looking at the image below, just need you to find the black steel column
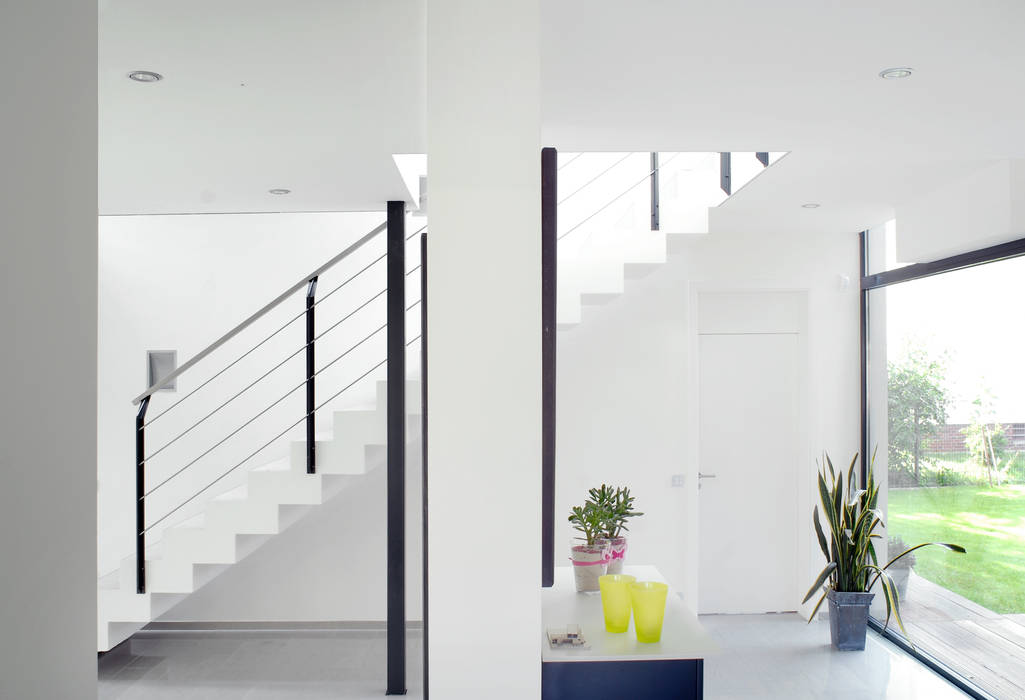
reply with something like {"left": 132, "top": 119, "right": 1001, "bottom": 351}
{"left": 719, "top": 152, "right": 732, "bottom": 195}
{"left": 306, "top": 276, "right": 318, "bottom": 474}
{"left": 420, "top": 231, "right": 429, "bottom": 699}
{"left": 136, "top": 396, "right": 150, "bottom": 594}
{"left": 859, "top": 231, "right": 870, "bottom": 483}
{"left": 650, "top": 152, "right": 660, "bottom": 231}
{"left": 386, "top": 200, "right": 406, "bottom": 695}
{"left": 541, "top": 147, "right": 557, "bottom": 588}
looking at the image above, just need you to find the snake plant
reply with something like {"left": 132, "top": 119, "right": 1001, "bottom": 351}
{"left": 802, "top": 451, "right": 966, "bottom": 637}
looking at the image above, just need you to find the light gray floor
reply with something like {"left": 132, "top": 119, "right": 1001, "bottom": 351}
{"left": 99, "top": 615, "right": 971, "bottom": 699}
{"left": 98, "top": 628, "right": 423, "bottom": 700}
{"left": 701, "top": 613, "right": 972, "bottom": 700}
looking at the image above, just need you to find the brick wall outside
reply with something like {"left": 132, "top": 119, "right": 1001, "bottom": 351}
{"left": 927, "top": 423, "right": 1025, "bottom": 453}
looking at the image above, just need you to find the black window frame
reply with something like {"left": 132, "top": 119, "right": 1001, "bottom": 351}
{"left": 859, "top": 229, "right": 1025, "bottom": 700}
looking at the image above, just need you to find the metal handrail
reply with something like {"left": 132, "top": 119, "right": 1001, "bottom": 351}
{"left": 132, "top": 220, "right": 388, "bottom": 405}
{"left": 143, "top": 333, "right": 423, "bottom": 534}
{"left": 143, "top": 224, "right": 426, "bottom": 426}
{"left": 142, "top": 266, "right": 421, "bottom": 464}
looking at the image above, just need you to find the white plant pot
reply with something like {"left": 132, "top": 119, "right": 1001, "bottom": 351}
{"left": 596, "top": 537, "right": 628, "bottom": 575}
{"left": 570, "top": 545, "right": 609, "bottom": 592}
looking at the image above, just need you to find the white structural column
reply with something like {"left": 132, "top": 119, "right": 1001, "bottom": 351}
{"left": 425, "top": 1, "right": 542, "bottom": 697}
{"left": 0, "top": 1, "right": 98, "bottom": 698}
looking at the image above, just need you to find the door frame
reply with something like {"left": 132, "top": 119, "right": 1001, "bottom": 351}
{"left": 685, "top": 285, "right": 812, "bottom": 615}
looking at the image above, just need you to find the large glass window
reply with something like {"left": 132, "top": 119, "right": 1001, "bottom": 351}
{"left": 868, "top": 248, "right": 1025, "bottom": 699}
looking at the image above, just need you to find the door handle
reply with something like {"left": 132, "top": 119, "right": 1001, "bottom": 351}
{"left": 698, "top": 472, "right": 717, "bottom": 479}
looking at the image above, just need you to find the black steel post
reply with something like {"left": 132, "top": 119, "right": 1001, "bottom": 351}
{"left": 306, "top": 277, "right": 318, "bottom": 474}
{"left": 859, "top": 231, "right": 869, "bottom": 484}
{"left": 756, "top": 152, "right": 769, "bottom": 167}
{"left": 650, "top": 152, "right": 660, "bottom": 231}
{"left": 386, "top": 200, "right": 406, "bottom": 695}
{"left": 136, "top": 396, "right": 150, "bottom": 594}
{"left": 719, "top": 152, "right": 732, "bottom": 195}
{"left": 541, "top": 146, "right": 557, "bottom": 588}
{"left": 420, "top": 231, "right": 429, "bottom": 699}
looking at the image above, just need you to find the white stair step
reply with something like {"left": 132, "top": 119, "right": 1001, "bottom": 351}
{"left": 205, "top": 496, "right": 280, "bottom": 535}
{"left": 624, "top": 261, "right": 662, "bottom": 279}
{"left": 290, "top": 439, "right": 376, "bottom": 475}
{"left": 580, "top": 292, "right": 621, "bottom": 306}
{"left": 163, "top": 524, "right": 238, "bottom": 564}
{"left": 248, "top": 468, "right": 324, "bottom": 504}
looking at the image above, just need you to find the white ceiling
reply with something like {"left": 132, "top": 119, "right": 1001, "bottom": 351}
{"left": 540, "top": 0, "right": 1025, "bottom": 236}
{"left": 101, "top": 0, "right": 1025, "bottom": 233}
{"left": 99, "top": 0, "right": 424, "bottom": 215}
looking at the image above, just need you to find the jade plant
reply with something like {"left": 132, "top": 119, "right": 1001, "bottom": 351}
{"left": 587, "top": 484, "right": 644, "bottom": 539}
{"left": 568, "top": 502, "right": 605, "bottom": 546}
{"left": 568, "top": 485, "right": 644, "bottom": 545}
{"left": 803, "top": 451, "right": 965, "bottom": 636}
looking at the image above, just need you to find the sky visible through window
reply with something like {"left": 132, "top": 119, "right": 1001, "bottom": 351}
{"left": 884, "top": 222, "right": 1025, "bottom": 423}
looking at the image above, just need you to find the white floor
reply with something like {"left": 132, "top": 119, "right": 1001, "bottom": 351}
{"left": 701, "top": 614, "right": 972, "bottom": 700}
{"left": 98, "top": 628, "right": 423, "bottom": 700}
{"left": 98, "top": 615, "right": 971, "bottom": 699}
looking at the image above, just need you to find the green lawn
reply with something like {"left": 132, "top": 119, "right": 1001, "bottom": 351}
{"left": 889, "top": 485, "right": 1025, "bottom": 614}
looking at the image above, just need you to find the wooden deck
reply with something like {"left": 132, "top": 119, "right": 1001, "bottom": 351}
{"left": 891, "top": 571, "right": 1025, "bottom": 699}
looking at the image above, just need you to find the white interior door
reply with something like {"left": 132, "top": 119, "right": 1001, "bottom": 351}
{"left": 697, "top": 331, "right": 799, "bottom": 614}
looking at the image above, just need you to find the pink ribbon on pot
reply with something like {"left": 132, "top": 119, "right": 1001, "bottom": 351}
{"left": 610, "top": 548, "right": 626, "bottom": 560}
{"left": 569, "top": 554, "right": 611, "bottom": 567}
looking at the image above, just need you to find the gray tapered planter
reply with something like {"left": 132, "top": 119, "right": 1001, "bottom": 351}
{"left": 827, "top": 589, "right": 875, "bottom": 651}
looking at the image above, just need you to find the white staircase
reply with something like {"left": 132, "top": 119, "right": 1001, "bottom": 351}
{"left": 98, "top": 379, "right": 420, "bottom": 651}
{"left": 97, "top": 151, "right": 782, "bottom": 652}
{"left": 556, "top": 151, "right": 783, "bottom": 329}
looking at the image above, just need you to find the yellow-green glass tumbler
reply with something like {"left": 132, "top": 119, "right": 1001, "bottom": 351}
{"left": 629, "top": 581, "right": 669, "bottom": 643}
{"left": 599, "top": 574, "right": 636, "bottom": 633}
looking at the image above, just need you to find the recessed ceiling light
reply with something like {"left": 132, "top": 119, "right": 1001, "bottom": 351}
{"left": 268, "top": 188, "right": 292, "bottom": 195}
{"left": 802, "top": 203, "right": 820, "bottom": 209}
{"left": 127, "top": 70, "right": 163, "bottom": 83}
{"left": 879, "top": 67, "right": 913, "bottom": 80}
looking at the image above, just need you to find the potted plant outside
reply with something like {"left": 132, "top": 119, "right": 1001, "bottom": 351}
{"left": 886, "top": 536, "right": 916, "bottom": 600}
{"left": 589, "top": 485, "right": 643, "bottom": 575}
{"left": 803, "top": 452, "right": 965, "bottom": 651}
{"left": 568, "top": 502, "right": 610, "bottom": 592}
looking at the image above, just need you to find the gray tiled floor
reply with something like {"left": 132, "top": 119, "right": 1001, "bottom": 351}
{"left": 99, "top": 616, "right": 971, "bottom": 699}
{"left": 701, "top": 613, "right": 972, "bottom": 699}
{"left": 98, "top": 629, "right": 422, "bottom": 699}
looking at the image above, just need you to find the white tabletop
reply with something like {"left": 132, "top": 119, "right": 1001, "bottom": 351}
{"left": 542, "top": 565, "right": 718, "bottom": 663}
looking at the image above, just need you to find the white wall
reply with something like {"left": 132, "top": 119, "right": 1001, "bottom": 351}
{"left": 0, "top": 2, "right": 98, "bottom": 697}
{"left": 98, "top": 211, "right": 423, "bottom": 577}
{"left": 556, "top": 223, "right": 861, "bottom": 616}
{"left": 426, "top": 1, "right": 542, "bottom": 698}
{"left": 896, "top": 159, "right": 1025, "bottom": 262}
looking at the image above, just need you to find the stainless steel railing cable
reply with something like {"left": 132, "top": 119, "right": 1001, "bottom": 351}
{"left": 557, "top": 152, "right": 681, "bottom": 242}
{"left": 143, "top": 224, "right": 426, "bottom": 428}
{"left": 142, "top": 274, "right": 418, "bottom": 465}
{"left": 557, "top": 152, "right": 583, "bottom": 171}
{"left": 142, "top": 334, "right": 422, "bottom": 534}
{"left": 557, "top": 153, "right": 634, "bottom": 206}
{"left": 141, "top": 263, "right": 422, "bottom": 462}
{"left": 142, "top": 298, "right": 421, "bottom": 496}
